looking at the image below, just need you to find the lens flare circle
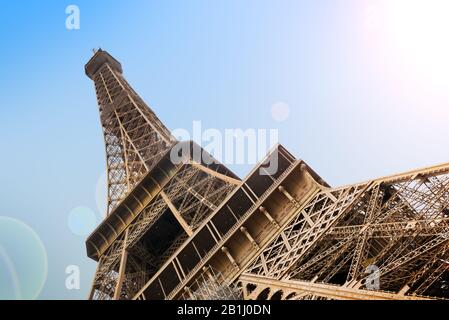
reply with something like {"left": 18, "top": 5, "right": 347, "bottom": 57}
{"left": 0, "top": 216, "right": 48, "bottom": 300}
{"left": 68, "top": 206, "right": 97, "bottom": 236}
{"left": 95, "top": 170, "right": 108, "bottom": 217}
{"left": 271, "top": 102, "right": 291, "bottom": 122}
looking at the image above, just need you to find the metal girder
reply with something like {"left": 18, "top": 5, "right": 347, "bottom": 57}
{"left": 239, "top": 273, "right": 430, "bottom": 300}
{"left": 85, "top": 50, "right": 449, "bottom": 301}
{"left": 86, "top": 50, "right": 240, "bottom": 300}
{"left": 244, "top": 163, "right": 449, "bottom": 300}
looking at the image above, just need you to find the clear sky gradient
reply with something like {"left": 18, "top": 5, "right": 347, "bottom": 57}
{"left": 0, "top": 0, "right": 448, "bottom": 299}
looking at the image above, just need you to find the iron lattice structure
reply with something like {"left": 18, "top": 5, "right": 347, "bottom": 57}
{"left": 85, "top": 50, "right": 449, "bottom": 300}
{"left": 241, "top": 164, "right": 449, "bottom": 300}
{"left": 86, "top": 50, "right": 175, "bottom": 214}
{"left": 180, "top": 267, "right": 242, "bottom": 300}
{"left": 85, "top": 50, "right": 240, "bottom": 300}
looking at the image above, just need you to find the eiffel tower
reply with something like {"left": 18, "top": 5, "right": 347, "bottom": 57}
{"left": 85, "top": 50, "right": 449, "bottom": 300}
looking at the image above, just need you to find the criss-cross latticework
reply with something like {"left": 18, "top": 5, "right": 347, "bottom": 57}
{"left": 85, "top": 50, "right": 449, "bottom": 301}
{"left": 86, "top": 49, "right": 175, "bottom": 214}
{"left": 88, "top": 159, "right": 240, "bottom": 300}
{"left": 241, "top": 164, "right": 449, "bottom": 300}
{"left": 85, "top": 50, "right": 240, "bottom": 300}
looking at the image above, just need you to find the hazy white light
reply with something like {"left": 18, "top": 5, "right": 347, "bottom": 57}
{"left": 95, "top": 170, "right": 107, "bottom": 217}
{"left": 271, "top": 102, "right": 290, "bottom": 122}
{"left": 0, "top": 217, "right": 48, "bottom": 299}
{"left": 68, "top": 206, "right": 97, "bottom": 236}
{"left": 386, "top": 0, "right": 449, "bottom": 83}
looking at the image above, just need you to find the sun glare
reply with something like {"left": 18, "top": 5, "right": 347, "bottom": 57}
{"left": 385, "top": 0, "right": 449, "bottom": 85}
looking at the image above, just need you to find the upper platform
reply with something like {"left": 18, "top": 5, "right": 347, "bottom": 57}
{"left": 85, "top": 49, "right": 123, "bottom": 79}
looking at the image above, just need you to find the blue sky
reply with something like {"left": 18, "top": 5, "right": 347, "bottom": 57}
{"left": 0, "top": 0, "right": 448, "bottom": 299}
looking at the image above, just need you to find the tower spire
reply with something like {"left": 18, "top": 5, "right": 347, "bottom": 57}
{"left": 85, "top": 50, "right": 175, "bottom": 214}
